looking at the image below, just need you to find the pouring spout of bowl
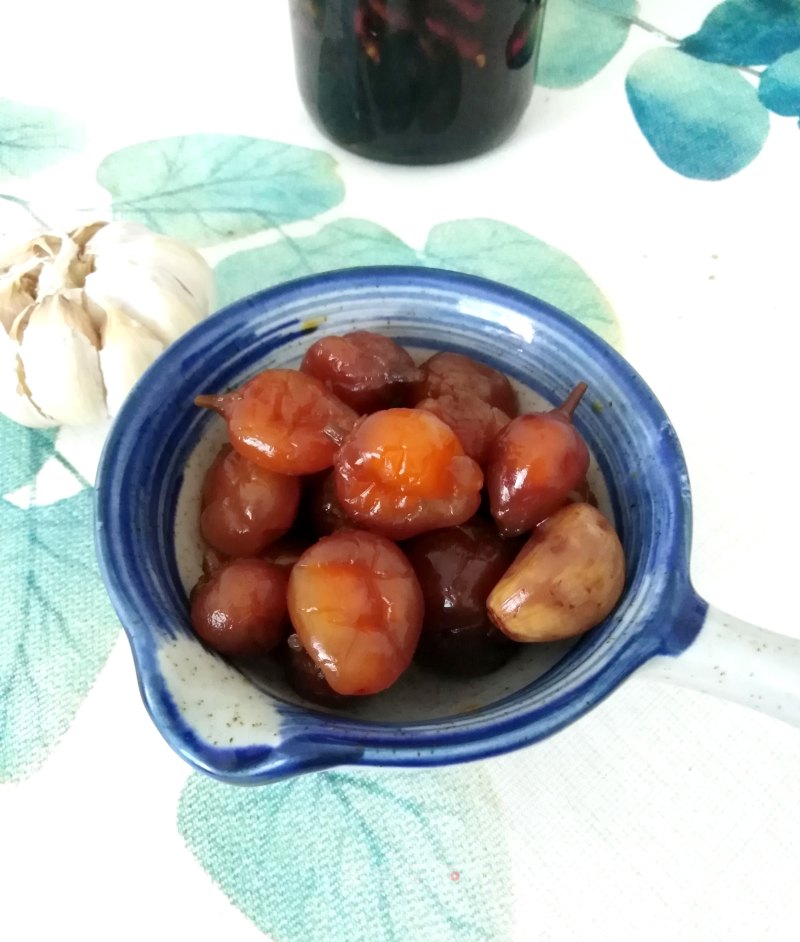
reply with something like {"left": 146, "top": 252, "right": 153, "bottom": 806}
{"left": 640, "top": 594, "right": 800, "bottom": 726}
{"left": 183, "top": 735, "right": 365, "bottom": 785}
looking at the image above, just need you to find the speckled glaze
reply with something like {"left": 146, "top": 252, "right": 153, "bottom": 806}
{"left": 94, "top": 268, "right": 796, "bottom": 784}
{"left": 642, "top": 608, "right": 800, "bottom": 724}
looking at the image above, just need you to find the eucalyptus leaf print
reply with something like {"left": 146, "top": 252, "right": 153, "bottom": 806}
{"left": 529, "top": 1, "right": 800, "bottom": 179}
{"left": 0, "top": 415, "right": 116, "bottom": 780}
{"left": 96, "top": 135, "right": 345, "bottom": 246}
{"left": 0, "top": 485, "right": 118, "bottom": 781}
{"left": 625, "top": 48, "right": 770, "bottom": 180}
{"left": 178, "top": 768, "right": 512, "bottom": 942}
{"left": 759, "top": 48, "right": 800, "bottom": 116}
{"left": 423, "top": 219, "right": 619, "bottom": 345}
{"left": 537, "top": 0, "right": 638, "bottom": 89}
{"left": 0, "top": 99, "right": 86, "bottom": 182}
{"left": 215, "top": 217, "right": 620, "bottom": 346}
{"left": 0, "top": 415, "right": 58, "bottom": 496}
{"left": 679, "top": 0, "right": 800, "bottom": 68}
{"left": 214, "top": 219, "right": 418, "bottom": 306}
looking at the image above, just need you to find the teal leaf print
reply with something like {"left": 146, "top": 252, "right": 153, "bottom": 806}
{"left": 0, "top": 487, "right": 118, "bottom": 781}
{"left": 423, "top": 219, "right": 619, "bottom": 346}
{"left": 96, "top": 135, "right": 345, "bottom": 247}
{"left": 0, "top": 99, "right": 85, "bottom": 182}
{"left": 215, "top": 217, "right": 620, "bottom": 346}
{"left": 537, "top": 0, "right": 638, "bottom": 89}
{"left": 759, "top": 48, "right": 800, "bottom": 116}
{"left": 215, "top": 218, "right": 417, "bottom": 306}
{"left": 178, "top": 768, "right": 511, "bottom": 942}
{"left": 626, "top": 48, "right": 770, "bottom": 180}
{"left": 0, "top": 415, "right": 57, "bottom": 495}
{"left": 679, "top": 0, "right": 800, "bottom": 68}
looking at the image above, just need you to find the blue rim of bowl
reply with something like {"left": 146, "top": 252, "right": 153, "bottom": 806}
{"left": 95, "top": 266, "right": 706, "bottom": 781}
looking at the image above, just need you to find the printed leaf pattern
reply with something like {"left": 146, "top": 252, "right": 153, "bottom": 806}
{"left": 0, "top": 415, "right": 58, "bottom": 496}
{"left": 215, "top": 217, "right": 621, "bottom": 346}
{"left": 214, "top": 218, "right": 417, "bottom": 304}
{"left": 96, "top": 135, "right": 346, "bottom": 246}
{"left": 0, "top": 484, "right": 118, "bottom": 781}
{"left": 759, "top": 48, "right": 800, "bottom": 116}
{"left": 679, "top": 0, "right": 800, "bottom": 68}
{"left": 537, "top": 0, "right": 638, "bottom": 88}
{"left": 532, "top": 0, "right": 800, "bottom": 179}
{"left": 178, "top": 767, "right": 512, "bottom": 942}
{"left": 0, "top": 99, "right": 85, "bottom": 182}
{"left": 625, "top": 48, "right": 770, "bottom": 180}
{"left": 424, "top": 219, "right": 619, "bottom": 344}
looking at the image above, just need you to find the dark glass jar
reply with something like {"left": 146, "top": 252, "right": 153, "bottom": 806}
{"left": 289, "top": 0, "right": 546, "bottom": 164}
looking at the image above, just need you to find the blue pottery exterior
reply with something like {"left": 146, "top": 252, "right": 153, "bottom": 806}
{"left": 95, "top": 268, "right": 707, "bottom": 783}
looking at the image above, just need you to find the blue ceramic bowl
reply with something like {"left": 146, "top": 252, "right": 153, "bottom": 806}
{"left": 95, "top": 267, "right": 707, "bottom": 783}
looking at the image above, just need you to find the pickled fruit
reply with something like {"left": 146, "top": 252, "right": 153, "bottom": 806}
{"left": 196, "top": 369, "right": 358, "bottom": 475}
{"left": 287, "top": 530, "right": 424, "bottom": 695}
{"left": 416, "top": 620, "right": 518, "bottom": 677}
{"left": 416, "top": 393, "right": 509, "bottom": 465}
{"left": 335, "top": 408, "right": 483, "bottom": 540}
{"left": 261, "top": 537, "right": 312, "bottom": 573}
{"left": 284, "top": 633, "right": 353, "bottom": 708}
{"left": 190, "top": 558, "right": 289, "bottom": 656}
{"left": 301, "top": 330, "right": 421, "bottom": 413}
{"left": 405, "top": 519, "right": 519, "bottom": 676}
{"left": 567, "top": 478, "right": 599, "bottom": 508}
{"left": 200, "top": 445, "right": 301, "bottom": 556}
{"left": 307, "top": 470, "right": 351, "bottom": 536}
{"left": 412, "top": 351, "right": 518, "bottom": 416}
{"left": 487, "top": 502, "right": 625, "bottom": 642}
{"left": 201, "top": 545, "right": 228, "bottom": 577}
{"left": 188, "top": 331, "right": 627, "bottom": 704}
{"left": 487, "top": 383, "right": 590, "bottom": 537}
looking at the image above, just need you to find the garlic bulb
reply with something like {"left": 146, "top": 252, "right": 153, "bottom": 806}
{"left": 0, "top": 221, "right": 214, "bottom": 427}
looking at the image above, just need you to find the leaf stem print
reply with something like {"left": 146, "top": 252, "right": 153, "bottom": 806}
{"left": 0, "top": 100, "right": 86, "bottom": 182}
{"left": 539, "top": 0, "right": 800, "bottom": 178}
{"left": 96, "top": 135, "right": 345, "bottom": 247}
{"left": 613, "top": 10, "right": 762, "bottom": 78}
{"left": 52, "top": 450, "right": 92, "bottom": 490}
{"left": 0, "top": 192, "right": 47, "bottom": 226}
{"left": 0, "top": 417, "right": 118, "bottom": 781}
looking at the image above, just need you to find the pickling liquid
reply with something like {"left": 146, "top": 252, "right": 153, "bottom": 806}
{"left": 289, "top": 0, "right": 546, "bottom": 164}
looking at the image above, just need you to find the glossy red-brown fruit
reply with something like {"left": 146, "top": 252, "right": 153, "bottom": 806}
{"left": 411, "top": 351, "right": 518, "bottom": 417}
{"left": 487, "top": 383, "right": 590, "bottom": 537}
{"left": 404, "top": 518, "right": 520, "bottom": 676}
{"left": 199, "top": 445, "right": 301, "bottom": 556}
{"left": 300, "top": 331, "right": 421, "bottom": 413}
{"left": 334, "top": 408, "right": 483, "bottom": 540}
{"left": 261, "top": 537, "right": 313, "bottom": 574}
{"left": 201, "top": 545, "right": 229, "bottom": 578}
{"left": 284, "top": 634, "right": 354, "bottom": 708}
{"left": 287, "top": 530, "right": 424, "bottom": 695}
{"left": 306, "top": 470, "right": 351, "bottom": 536}
{"left": 190, "top": 558, "right": 288, "bottom": 656}
{"left": 415, "top": 394, "right": 510, "bottom": 466}
{"left": 195, "top": 369, "right": 358, "bottom": 476}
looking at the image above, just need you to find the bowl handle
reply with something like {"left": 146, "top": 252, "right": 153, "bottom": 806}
{"left": 640, "top": 597, "right": 800, "bottom": 725}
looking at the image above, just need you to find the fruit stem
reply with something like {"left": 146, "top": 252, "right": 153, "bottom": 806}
{"left": 556, "top": 382, "right": 588, "bottom": 420}
{"left": 195, "top": 393, "right": 227, "bottom": 414}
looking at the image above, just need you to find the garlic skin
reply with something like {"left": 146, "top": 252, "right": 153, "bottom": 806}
{"left": 0, "top": 221, "right": 214, "bottom": 427}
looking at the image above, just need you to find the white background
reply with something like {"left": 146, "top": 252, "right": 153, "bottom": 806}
{"left": 1, "top": 1, "right": 799, "bottom": 939}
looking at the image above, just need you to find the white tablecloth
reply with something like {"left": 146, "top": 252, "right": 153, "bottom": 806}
{"left": 1, "top": 1, "right": 798, "bottom": 939}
